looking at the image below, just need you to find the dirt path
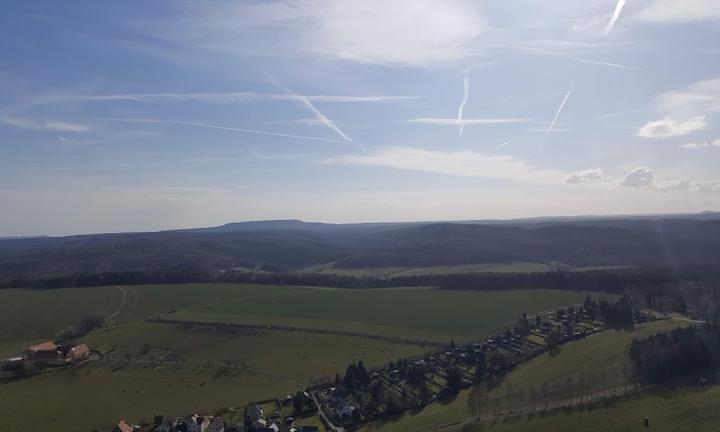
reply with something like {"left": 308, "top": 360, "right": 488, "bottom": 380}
{"left": 108, "top": 287, "right": 128, "bottom": 320}
{"left": 432, "top": 384, "right": 647, "bottom": 431}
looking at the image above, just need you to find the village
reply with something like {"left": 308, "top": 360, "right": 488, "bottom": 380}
{"left": 105, "top": 295, "right": 642, "bottom": 432}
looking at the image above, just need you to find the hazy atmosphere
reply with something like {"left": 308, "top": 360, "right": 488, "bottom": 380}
{"left": 2, "top": 0, "right": 719, "bottom": 235}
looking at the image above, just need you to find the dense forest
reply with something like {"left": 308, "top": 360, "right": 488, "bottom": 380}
{"left": 630, "top": 325, "right": 720, "bottom": 384}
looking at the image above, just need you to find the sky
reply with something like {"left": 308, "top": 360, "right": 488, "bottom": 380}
{"left": 1, "top": 0, "right": 720, "bottom": 236}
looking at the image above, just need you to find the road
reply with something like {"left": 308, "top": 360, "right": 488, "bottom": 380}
{"left": 311, "top": 392, "right": 344, "bottom": 432}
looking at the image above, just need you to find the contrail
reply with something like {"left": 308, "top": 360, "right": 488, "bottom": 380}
{"left": 457, "top": 75, "right": 470, "bottom": 136}
{"left": 97, "top": 118, "right": 349, "bottom": 144}
{"left": 265, "top": 75, "right": 353, "bottom": 143}
{"left": 604, "top": 0, "right": 626, "bottom": 36}
{"left": 538, "top": 87, "right": 572, "bottom": 153}
{"left": 292, "top": 93, "right": 353, "bottom": 143}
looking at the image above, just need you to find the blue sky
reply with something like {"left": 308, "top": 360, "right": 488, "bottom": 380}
{"left": 1, "top": 0, "right": 719, "bottom": 235}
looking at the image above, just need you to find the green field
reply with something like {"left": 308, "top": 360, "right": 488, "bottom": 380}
{"left": 0, "top": 283, "right": 607, "bottom": 432}
{"left": 1, "top": 322, "right": 425, "bottom": 432}
{"left": 361, "top": 319, "right": 689, "bottom": 432}
{"left": 0, "top": 284, "right": 599, "bottom": 344}
{"left": 455, "top": 384, "right": 720, "bottom": 432}
{"left": 187, "top": 287, "right": 599, "bottom": 343}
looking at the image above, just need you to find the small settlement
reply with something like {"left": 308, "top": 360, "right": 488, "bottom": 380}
{"left": 114, "top": 295, "right": 642, "bottom": 432}
{"left": 0, "top": 340, "right": 93, "bottom": 377}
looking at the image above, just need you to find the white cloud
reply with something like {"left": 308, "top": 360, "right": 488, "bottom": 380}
{"left": 620, "top": 167, "right": 718, "bottom": 193}
{"left": 331, "top": 146, "right": 564, "bottom": 184}
{"left": 144, "top": 0, "right": 487, "bottom": 67}
{"left": 566, "top": 169, "right": 605, "bottom": 184}
{"left": 621, "top": 167, "right": 655, "bottom": 188}
{"left": 634, "top": 0, "right": 720, "bottom": 24}
{"left": 636, "top": 116, "right": 706, "bottom": 138}
{"left": 0, "top": 116, "right": 91, "bottom": 132}
{"left": 682, "top": 139, "right": 720, "bottom": 150}
{"left": 638, "top": 77, "right": 720, "bottom": 139}
{"left": 697, "top": 181, "right": 720, "bottom": 193}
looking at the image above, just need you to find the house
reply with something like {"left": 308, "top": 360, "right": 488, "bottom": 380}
{"left": 247, "top": 403, "right": 264, "bottom": 421}
{"left": 112, "top": 420, "right": 132, "bottom": 432}
{"left": 24, "top": 341, "right": 60, "bottom": 361}
{"left": 67, "top": 344, "right": 90, "bottom": 361}
{"left": 335, "top": 401, "right": 355, "bottom": 418}
{"left": 200, "top": 416, "right": 224, "bottom": 432}
{"left": 253, "top": 418, "right": 268, "bottom": 430}
{"left": 175, "top": 416, "right": 200, "bottom": 432}
{"left": 298, "top": 426, "right": 320, "bottom": 432}
{"left": 154, "top": 418, "right": 174, "bottom": 432}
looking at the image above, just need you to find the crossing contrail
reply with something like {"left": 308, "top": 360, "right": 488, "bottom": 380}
{"left": 458, "top": 75, "right": 470, "bottom": 136}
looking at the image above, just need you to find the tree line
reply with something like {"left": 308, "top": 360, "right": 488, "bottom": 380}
{"left": 630, "top": 324, "right": 720, "bottom": 384}
{"left": 4, "top": 264, "right": 720, "bottom": 293}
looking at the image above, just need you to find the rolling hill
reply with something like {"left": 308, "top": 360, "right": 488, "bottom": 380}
{"left": 1, "top": 213, "right": 720, "bottom": 283}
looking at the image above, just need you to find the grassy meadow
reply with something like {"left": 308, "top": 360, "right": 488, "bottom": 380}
{"left": 0, "top": 283, "right": 608, "bottom": 432}
{"left": 0, "top": 284, "right": 600, "bottom": 343}
{"left": 188, "top": 286, "right": 598, "bottom": 342}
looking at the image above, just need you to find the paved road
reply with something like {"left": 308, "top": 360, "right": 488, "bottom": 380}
{"left": 311, "top": 392, "right": 344, "bottom": 432}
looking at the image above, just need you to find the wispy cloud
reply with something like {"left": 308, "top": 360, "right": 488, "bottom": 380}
{"left": 409, "top": 118, "right": 531, "bottom": 125}
{"left": 593, "top": 111, "right": 622, "bottom": 120}
{"left": 682, "top": 139, "right": 720, "bottom": 150}
{"left": 637, "top": 116, "right": 706, "bottom": 138}
{"left": 331, "top": 146, "right": 564, "bottom": 184}
{"left": 538, "top": 87, "right": 572, "bottom": 152}
{"left": 140, "top": 0, "right": 487, "bottom": 67}
{"left": 654, "top": 76, "right": 720, "bottom": 116}
{"left": 98, "top": 118, "right": 348, "bottom": 144}
{"left": 604, "top": 0, "right": 626, "bottom": 36}
{"left": 634, "top": 0, "right": 720, "bottom": 24}
{"left": 457, "top": 75, "right": 470, "bottom": 136}
{"left": 0, "top": 116, "right": 91, "bottom": 132}
{"left": 510, "top": 44, "right": 636, "bottom": 71}
{"left": 638, "top": 77, "right": 719, "bottom": 139}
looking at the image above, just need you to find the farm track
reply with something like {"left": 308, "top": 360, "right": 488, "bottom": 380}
{"left": 147, "top": 317, "right": 444, "bottom": 347}
{"left": 427, "top": 384, "right": 648, "bottom": 432}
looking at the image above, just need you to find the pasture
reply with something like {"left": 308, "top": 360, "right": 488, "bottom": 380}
{"left": 0, "top": 283, "right": 607, "bottom": 431}
{"left": 463, "top": 383, "right": 720, "bottom": 432}
{"left": 189, "top": 287, "right": 598, "bottom": 342}
{"left": 0, "top": 323, "right": 425, "bottom": 432}
{"left": 0, "top": 284, "right": 599, "bottom": 343}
